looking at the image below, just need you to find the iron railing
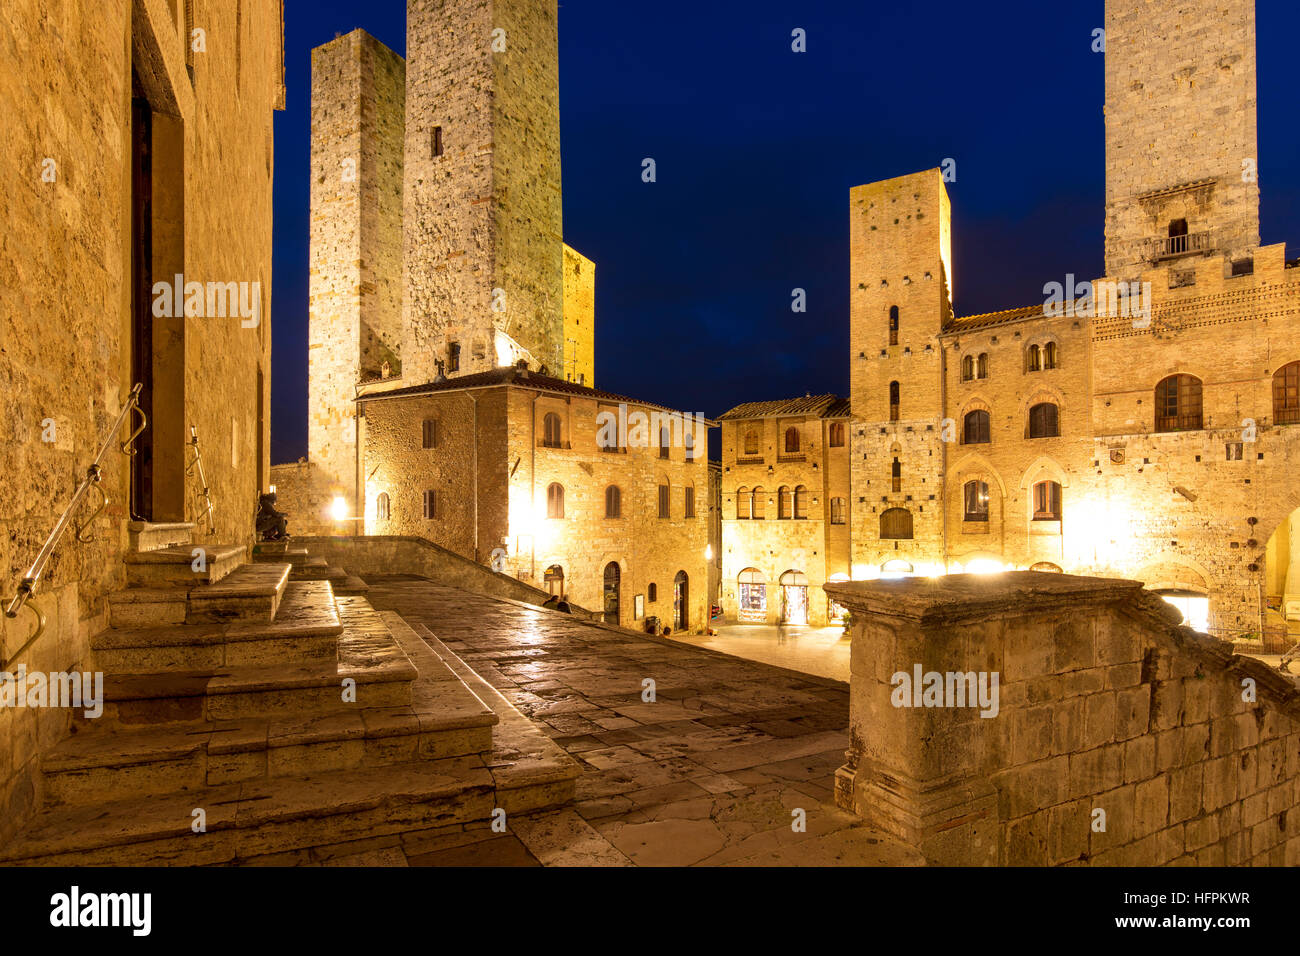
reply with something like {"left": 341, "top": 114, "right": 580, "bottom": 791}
{"left": 3, "top": 384, "right": 147, "bottom": 667}
{"left": 187, "top": 425, "right": 216, "bottom": 536}
{"left": 1148, "top": 231, "right": 1211, "bottom": 260}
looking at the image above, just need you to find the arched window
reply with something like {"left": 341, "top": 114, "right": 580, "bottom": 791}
{"left": 743, "top": 430, "right": 760, "bottom": 456}
{"left": 1043, "top": 342, "right": 1058, "bottom": 370}
{"left": 778, "top": 485, "right": 792, "bottom": 520}
{"left": 736, "top": 487, "right": 750, "bottom": 520}
{"left": 963, "top": 480, "right": 989, "bottom": 521}
{"left": 891, "top": 457, "right": 901, "bottom": 493}
{"left": 1028, "top": 402, "right": 1060, "bottom": 438}
{"left": 546, "top": 482, "right": 564, "bottom": 519}
{"left": 829, "top": 422, "right": 846, "bottom": 447}
{"left": 963, "top": 409, "right": 990, "bottom": 444}
{"left": 605, "top": 485, "right": 621, "bottom": 518}
{"left": 784, "top": 427, "right": 800, "bottom": 453}
{"left": 889, "top": 381, "right": 900, "bottom": 421}
{"left": 1155, "top": 374, "right": 1203, "bottom": 431}
{"left": 659, "top": 426, "right": 670, "bottom": 459}
{"left": 1026, "top": 344, "right": 1041, "bottom": 372}
{"left": 977, "top": 353, "right": 989, "bottom": 379}
{"left": 422, "top": 419, "right": 439, "bottom": 449}
{"left": 752, "top": 486, "right": 766, "bottom": 520}
{"left": 423, "top": 490, "right": 437, "bottom": 519}
{"left": 543, "top": 412, "right": 563, "bottom": 448}
{"left": 376, "top": 492, "right": 390, "bottom": 521}
{"left": 684, "top": 484, "right": 696, "bottom": 518}
{"left": 961, "top": 355, "right": 975, "bottom": 382}
{"left": 648, "top": 582, "right": 658, "bottom": 602}
{"left": 829, "top": 497, "right": 846, "bottom": 525}
{"left": 1032, "top": 481, "right": 1062, "bottom": 521}
{"left": 1273, "top": 361, "right": 1300, "bottom": 425}
{"left": 794, "top": 485, "right": 808, "bottom": 519}
{"left": 889, "top": 305, "right": 899, "bottom": 346}
{"left": 1030, "top": 562, "right": 1063, "bottom": 573}
{"left": 658, "top": 481, "right": 670, "bottom": 518}
{"left": 880, "top": 508, "right": 913, "bottom": 540}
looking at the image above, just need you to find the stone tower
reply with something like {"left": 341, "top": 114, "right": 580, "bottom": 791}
{"left": 307, "top": 30, "right": 406, "bottom": 504}
{"left": 848, "top": 168, "right": 953, "bottom": 575}
{"left": 402, "top": 0, "right": 564, "bottom": 384}
{"left": 1103, "top": 0, "right": 1260, "bottom": 278}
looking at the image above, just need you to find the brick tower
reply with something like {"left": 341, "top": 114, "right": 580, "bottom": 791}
{"left": 847, "top": 168, "right": 953, "bottom": 575}
{"left": 307, "top": 30, "right": 406, "bottom": 505}
{"left": 402, "top": 0, "right": 564, "bottom": 383}
{"left": 1104, "top": 0, "right": 1260, "bottom": 278}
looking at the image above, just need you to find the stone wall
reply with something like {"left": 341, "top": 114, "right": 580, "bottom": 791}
{"left": 0, "top": 0, "right": 281, "bottom": 842}
{"left": 402, "top": 0, "right": 564, "bottom": 384}
{"left": 1104, "top": 0, "right": 1259, "bottom": 277}
{"left": 562, "top": 244, "right": 595, "bottom": 387}
{"left": 269, "top": 459, "right": 342, "bottom": 537}
{"left": 827, "top": 572, "right": 1300, "bottom": 866}
{"left": 292, "top": 535, "right": 597, "bottom": 620}
{"left": 306, "top": 29, "right": 405, "bottom": 510}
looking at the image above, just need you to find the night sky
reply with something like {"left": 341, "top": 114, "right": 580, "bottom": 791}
{"left": 269, "top": 0, "right": 1300, "bottom": 464}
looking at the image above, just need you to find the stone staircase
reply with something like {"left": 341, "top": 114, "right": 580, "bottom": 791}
{"left": 0, "top": 524, "right": 579, "bottom": 865}
{"left": 252, "top": 540, "right": 369, "bottom": 596}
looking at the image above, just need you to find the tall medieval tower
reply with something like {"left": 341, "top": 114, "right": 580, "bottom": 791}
{"left": 1103, "top": 0, "right": 1260, "bottom": 278}
{"left": 306, "top": 31, "right": 406, "bottom": 506}
{"left": 402, "top": 0, "right": 565, "bottom": 383}
{"left": 847, "top": 169, "right": 953, "bottom": 575}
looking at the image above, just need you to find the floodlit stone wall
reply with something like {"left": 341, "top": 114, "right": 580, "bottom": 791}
{"left": 828, "top": 572, "right": 1300, "bottom": 866}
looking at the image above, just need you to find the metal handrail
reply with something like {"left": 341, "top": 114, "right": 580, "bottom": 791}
{"left": 3, "top": 383, "right": 147, "bottom": 666}
{"left": 187, "top": 425, "right": 216, "bottom": 536}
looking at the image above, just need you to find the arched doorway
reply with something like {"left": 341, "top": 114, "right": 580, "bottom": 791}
{"left": 544, "top": 564, "right": 564, "bottom": 597}
{"left": 603, "top": 562, "right": 621, "bottom": 625}
{"left": 880, "top": 559, "right": 913, "bottom": 580}
{"left": 826, "top": 572, "right": 851, "bottom": 624}
{"left": 737, "top": 568, "right": 767, "bottom": 623}
{"left": 673, "top": 571, "right": 688, "bottom": 631}
{"left": 779, "top": 570, "right": 809, "bottom": 625}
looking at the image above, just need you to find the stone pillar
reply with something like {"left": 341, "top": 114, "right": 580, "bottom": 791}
{"left": 825, "top": 572, "right": 1144, "bottom": 866}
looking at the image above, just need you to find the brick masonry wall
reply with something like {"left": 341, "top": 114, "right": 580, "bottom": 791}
{"left": 829, "top": 572, "right": 1300, "bottom": 866}
{"left": 0, "top": 0, "right": 279, "bottom": 841}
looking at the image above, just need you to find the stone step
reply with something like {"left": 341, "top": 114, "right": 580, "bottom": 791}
{"left": 100, "top": 600, "right": 417, "bottom": 724}
{"left": 335, "top": 575, "right": 369, "bottom": 596}
{"left": 124, "top": 544, "right": 246, "bottom": 588}
{"left": 109, "top": 563, "right": 294, "bottom": 629}
{"left": 1, "top": 756, "right": 499, "bottom": 865}
{"left": 252, "top": 546, "right": 310, "bottom": 567}
{"left": 186, "top": 563, "right": 292, "bottom": 625}
{"left": 41, "top": 643, "right": 499, "bottom": 807}
{"left": 291, "top": 561, "right": 347, "bottom": 583}
{"left": 92, "top": 582, "right": 343, "bottom": 673}
{"left": 127, "top": 521, "right": 195, "bottom": 553}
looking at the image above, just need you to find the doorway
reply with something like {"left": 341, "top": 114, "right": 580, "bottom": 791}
{"left": 780, "top": 569, "right": 809, "bottom": 625}
{"left": 544, "top": 564, "right": 564, "bottom": 597}
{"left": 130, "top": 72, "right": 155, "bottom": 521}
{"left": 603, "top": 562, "right": 621, "bottom": 625}
{"left": 673, "top": 571, "right": 688, "bottom": 631}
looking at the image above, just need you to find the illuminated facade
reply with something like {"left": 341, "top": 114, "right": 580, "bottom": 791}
{"left": 356, "top": 367, "right": 711, "bottom": 631}
{"left": 847, "top": 0, "right": 1300, "bottom": 643}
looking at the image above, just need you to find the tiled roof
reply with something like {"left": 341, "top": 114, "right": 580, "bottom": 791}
{"left": 942, "top": 298, "right": 1091, "bottom": 334}
{"left": 717, "top": 393, "right": 848, "bottom": 421}
{"left": 356, "top": 366, "right": 706, "bottom": 420}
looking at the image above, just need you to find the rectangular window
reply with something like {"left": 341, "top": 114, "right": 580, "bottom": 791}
{"left": 432, "top": 126, "right": 443, "bottom": 158}
{"left": 447, "top": 342, "right": 460, "bottom": 373}
{"left": 1226, "top": 442, "right": 1244, "bottom": 461}
{"left": 684, "top": 487, "right": 696, "bottom": 518}
{"left": 830, "top": 498, "right": 846, "bottom": 525}
{"left": 422, "top": 419, "right": 438, "bottom": 449}
{"left": 423, "top": 490, "right": 437, "bottom": 519}
{"left": 658, "top": 484, "right": 670, "bottom": 519}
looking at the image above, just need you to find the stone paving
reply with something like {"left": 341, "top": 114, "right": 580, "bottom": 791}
{"left": 308, "top": 575, "right": 920, "bottom": 867}
{"left": 674, "top": 624, "right": 852, "bottom": 682}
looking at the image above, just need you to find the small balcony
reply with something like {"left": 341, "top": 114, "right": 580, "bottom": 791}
{"left": 1147, "top": 231, "right": 1212, "bottom": 261}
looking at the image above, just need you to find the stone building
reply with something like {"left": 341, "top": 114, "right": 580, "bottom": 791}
{"left": 717, "top": 395, "right": 851, "bottom": 627}
{"left": 0, "top": 0, "right": 283, "bottom": 840}
{"left": 848, "top": 0, "right": 1300, "bottom": 643}
{"left": 356, "top": 367, "right": 711, "bottom": 631}
{"left": 291, "top": 0, "right": 600, "bottom": 533}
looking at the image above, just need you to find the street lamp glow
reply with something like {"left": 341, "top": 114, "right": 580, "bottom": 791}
{"left": 330, "top": 496, "right": 348, "bottom": 522}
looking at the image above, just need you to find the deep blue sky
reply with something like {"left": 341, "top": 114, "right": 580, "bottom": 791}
{"left": 270, "top": 0, "right": 1300, "bottom": 464}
